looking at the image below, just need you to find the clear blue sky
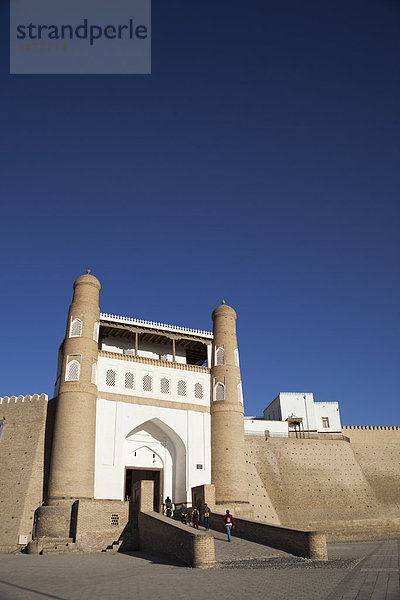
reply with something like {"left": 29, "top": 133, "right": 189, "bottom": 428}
{"left": 1, "top": 1, "right": 399, "bottom": 426}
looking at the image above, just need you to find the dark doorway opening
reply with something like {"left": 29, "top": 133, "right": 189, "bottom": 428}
{"left": 125, "top": 468, "right": 162, "bottom": 512}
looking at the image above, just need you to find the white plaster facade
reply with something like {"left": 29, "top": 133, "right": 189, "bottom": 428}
{"left": 94, "top": 317, "right": 212, "bottom": 504}
{"left": 263, "top": 392, "right": 342, "bottom": 433}
{"left": 96, "top": 356, "right": 210, "bottom": 408}
{"left": 91, "top": 312, "right": 343, "bottom": 505}
{"left": 244, "top": 418, "right": 289, "bottom": 437}
{"left": 94, "top": 398, "right": 211, "bottom": 503}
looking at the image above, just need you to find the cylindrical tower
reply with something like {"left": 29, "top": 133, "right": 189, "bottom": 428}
{"left": 210, "top": 301, "right": 248, "bottom": 505}
{"left": 47, "top": 271, "right": 101, "bottom": 504}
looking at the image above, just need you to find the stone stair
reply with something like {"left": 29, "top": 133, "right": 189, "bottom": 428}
{"left": 102, "top": 540, "right": 122, "bottom": 553}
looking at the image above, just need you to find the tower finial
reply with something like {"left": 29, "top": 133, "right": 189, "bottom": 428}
{"left": 86, "top": 269, "right": 91, "bottom": 274}
{"left": 222, "top": 299, "right": 225, "bottom": 305}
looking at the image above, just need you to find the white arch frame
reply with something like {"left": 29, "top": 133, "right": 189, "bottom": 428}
{"left": 69, "top": 317, "right": 82, "bottom": 338}
{"left": 214, "top": 381, "right": 225, "bottom": 401}
{"left": 66, "top": 358, "right": 80, "bottom": 381}
{"left": 125, "top": 418, "right": 187, "bottom": 504}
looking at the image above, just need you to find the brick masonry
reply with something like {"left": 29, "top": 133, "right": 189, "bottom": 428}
{"left": 245, "top": 434, "right": 400, "bottom": 539}
{"left": 0, "top": 394, "right": 48, "bottom": 552}
{"left": 136, "top": 479, "right": 215, "bottom": 568}
{"left": 139, "top": 511, "right": 215, "bottom": 568}
{"left": 75, "top": 499, "right": 133, "bottom": 552}
{"left": 1, "top": 393, "right": 400, "bottom": 552}
{"left": 208, "top": 511, "right": 327, "bottom": 560}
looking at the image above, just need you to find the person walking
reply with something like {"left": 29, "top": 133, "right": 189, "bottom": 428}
{"left": 164, "top": 496, "right": 173, "bottom": 517}
{"left": 180, "top": 503, "right": 188, "bottom": 525}
{"left": 191, "top": 506, "right": 200, "bottom": 529}
{"left": 203, "top": 504, "right": 211, "bottom": 530}
{"left": 223, "top": 509, "right": 235, "bottom": 542}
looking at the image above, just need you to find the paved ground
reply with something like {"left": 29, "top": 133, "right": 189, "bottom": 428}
{"left": 0, "top": 537, "right": 398, "bottom": 600}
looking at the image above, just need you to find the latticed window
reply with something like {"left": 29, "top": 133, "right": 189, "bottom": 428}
{"left": 216, "top": 347, "right": 225, "bottom": 365}
{"left": 93, "top": 321, "right": 99, "bottom": 342}
{"left": 106, "top": 369, "right": 116, "bottom": 387}
{"left": 215, "top": 382, "right": 225, "bottom": 401}
{"left": 161, "top": 377, "right": 170, "bottom": 394}
{"left": 125, "top": 372, "right": 134, "bottom": 389}
{"left": 66, "top": 359, "right": 80, "bottom": 381}
{"left": 70, "top": 318, "right": 82, "bottom": 338}
{"left": 234, "top": 348, "right": 240, "bottom": 367}
{"left": 194, "top": 383, "right": 203, "bottom": 399}
{"left": 177, "top": 380, "right": 186, "bottom": 396}
{"left": 143, "top": 374, "right": 152, "bottom": 392}
{"left": 111, "top": 513, "right": 119, "bottom": 526}
{"left": 91, "top": 361, "right": 97, "bottom": 384}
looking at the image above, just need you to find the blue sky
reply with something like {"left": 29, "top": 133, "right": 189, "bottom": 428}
{"left": 1, "top": 0, "right": 399, "bottom": 425}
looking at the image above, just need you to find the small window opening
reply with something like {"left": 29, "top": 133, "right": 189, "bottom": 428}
{"left": 70, "top": 318, "right": 82, "bottom": 338}
{"left": 178, "top": 380, "right": 186, "bottom": 396}
{"left": 216, "top": 347, "right": 225, "bottom": 365}
{"left": 125, "top": 372, "right": 134, "bottom": 389}
{"left": 143, "top": 374, "right": 152, "bottom": 392}
{"left": 106, "top": 369, "right": 116, "bottom": 387}
{"left": 195, "top": 383, "right": 203, "bottom": 399}
{"left": 215, "top": 382, "right": 225, "bottom": 401}
{"left": 111, "top": 513, "right": 119, "bottom": 526}
{"left": 160, "top": 377, "right": 170, "bottom": 394}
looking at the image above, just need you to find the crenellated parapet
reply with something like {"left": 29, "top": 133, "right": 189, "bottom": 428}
{"left": 343, "top": 425, "right": 400, "bottom": 431}
{"left": 0, "top": 393, "right": 48, "bottom": 405}
{"left": 342, "top": 425, "right": 400, "bottom": 445}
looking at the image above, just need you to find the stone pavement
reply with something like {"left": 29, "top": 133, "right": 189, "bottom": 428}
{"left": 0, "top": 538, "right": 398, "bottom": 600}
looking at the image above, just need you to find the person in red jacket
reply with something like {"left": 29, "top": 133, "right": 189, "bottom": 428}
{"left": 223, "top": 510, "right": 235, "bottom": 542}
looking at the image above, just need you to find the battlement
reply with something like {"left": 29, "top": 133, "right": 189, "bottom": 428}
{"left": 343, "top": 425, "right": 400, "bottom": 431}
{"left": 0, "top": 394, "right": 48, "bottom": 405}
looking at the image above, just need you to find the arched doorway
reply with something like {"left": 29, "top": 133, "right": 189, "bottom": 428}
{"left": 124, "top": 418, "right": 186, "bottom": 511}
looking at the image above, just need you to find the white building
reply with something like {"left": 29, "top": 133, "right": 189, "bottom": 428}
{"left": 263, "top": 392, "right": 342, "bottom": 433}
{"left": 92, "top": 314, "right": 342, "bottom": 506}
{"left": 53, "top": 274, "right": 343, "bottom": 513}
{"left": 91, "top": 313, "right": 213, "bottom": 508}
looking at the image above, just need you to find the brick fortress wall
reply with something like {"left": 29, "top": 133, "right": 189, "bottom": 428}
{"left": 245, "top": 427, "right": 400, "bottom": 540}
{"left": 0, "top": 394, "right": 48, "bottom": 552}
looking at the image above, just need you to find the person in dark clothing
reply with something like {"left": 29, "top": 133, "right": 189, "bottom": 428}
{"left": 203, "top": 504, "right": 211, "bottom": 530}
{"left": 164, "top": 496, "right": 173, "bottom": 517}
{"left": 223, "top": 510, "right": 235, "bottom": 542}
{"left": 180, "top": 503, "right": 188, "bottom": 524}
{"left": 191, "top": 506, "right": 200, "bottom": 529}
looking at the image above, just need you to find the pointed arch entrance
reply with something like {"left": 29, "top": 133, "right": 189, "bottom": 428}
{"left": 124, "top": 418, "right": 186, "bottom": 511}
